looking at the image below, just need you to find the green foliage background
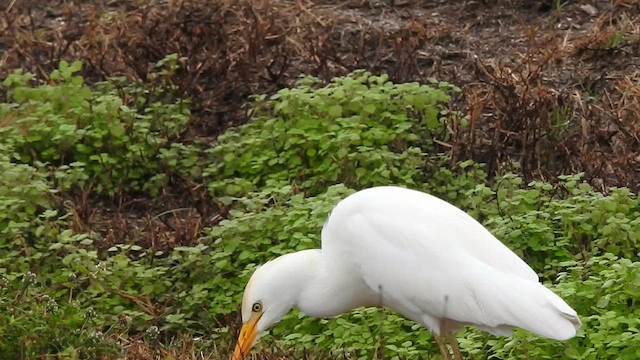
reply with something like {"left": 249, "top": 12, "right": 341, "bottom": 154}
{"left": 0, "top": 59, "right": 638, "bottom": 359}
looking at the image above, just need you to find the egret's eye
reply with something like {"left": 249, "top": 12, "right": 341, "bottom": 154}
{"left": 252, "top": 302, "right": 262, "bottom": 313}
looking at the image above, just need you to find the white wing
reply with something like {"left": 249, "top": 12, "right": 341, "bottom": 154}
{"left": 322, "top": 186, "right": 580, "bottom": 340}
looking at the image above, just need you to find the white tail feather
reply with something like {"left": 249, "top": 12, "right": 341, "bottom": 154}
{"left": 491, "top": 276, "right": 581, "bottom": 340}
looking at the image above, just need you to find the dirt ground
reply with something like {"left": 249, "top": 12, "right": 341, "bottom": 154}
{"left": 1, "top": 0, "right": 639, "bottom": 243}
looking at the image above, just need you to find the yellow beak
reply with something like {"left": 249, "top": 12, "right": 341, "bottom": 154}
{"left": 230, "top": 314, "right": 260, "bottom": 360}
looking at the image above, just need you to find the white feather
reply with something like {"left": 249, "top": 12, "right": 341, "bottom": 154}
{"left": 322, "top": 186, "right": 581, "bottom": 339}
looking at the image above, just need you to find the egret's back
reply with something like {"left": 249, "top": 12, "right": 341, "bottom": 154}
{"left": 321, "top": 186, "right": 581, "bottom": 339}
{"left": 323, "top": 186, "right": 538, "bottom": 281}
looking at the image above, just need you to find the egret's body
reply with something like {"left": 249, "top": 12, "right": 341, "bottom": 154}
{"left": 231, "top": 186, "right": 581, "bottom": 360}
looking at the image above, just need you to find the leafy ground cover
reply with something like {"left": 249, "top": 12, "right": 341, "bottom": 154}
{"left": 0, "top": 0, "right": 639, "bottom": 359}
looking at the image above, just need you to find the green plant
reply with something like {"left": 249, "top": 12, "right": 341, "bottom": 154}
{"left": 205, "top": 70, "right": 461, "bottom": 197}
{"left": 0, "top": 56, "right": 200, "bottom": 197}
{"left": 605, "top": 28, "right": 626, "bottom": 50}
{"left": 0, "top": 272, "right": 120, "bottom": 358}
{"left": 0, "top": 144, "right": 51, "bottom": 244}
{"left": 552, "top": 0, "right": 569, "bottom": 12}
{"left": 1, "top": 65, "right": 639, "bottom": 359}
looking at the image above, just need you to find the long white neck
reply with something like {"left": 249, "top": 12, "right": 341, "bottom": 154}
{"left": 281, "top": 249, "right": 380, "bottom": 318}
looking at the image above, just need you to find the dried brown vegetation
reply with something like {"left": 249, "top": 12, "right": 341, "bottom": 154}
{"left": 2, "top": 0, "right": 638, "bottom": 191}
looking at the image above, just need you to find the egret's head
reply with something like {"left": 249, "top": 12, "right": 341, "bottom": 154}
{"left": 230, "top": 252, "right": 314, "bottom": 360}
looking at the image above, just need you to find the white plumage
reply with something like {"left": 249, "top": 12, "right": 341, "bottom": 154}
{"left": 230, "top": 186, "right": 581, "bottom": 360}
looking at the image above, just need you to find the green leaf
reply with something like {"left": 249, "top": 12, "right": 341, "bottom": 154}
{"left": 109, "top": 123, "right": 126, "bottom": 137}
{"left": 363, "top": 104, "right": 376, "bottom": 114}
{"left": 327, "top": 105, "right": 343, "bottom": 117}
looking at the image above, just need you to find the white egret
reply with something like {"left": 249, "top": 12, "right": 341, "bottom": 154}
{"left": 230, "top": 186, "right": 581, "bottom": 360}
